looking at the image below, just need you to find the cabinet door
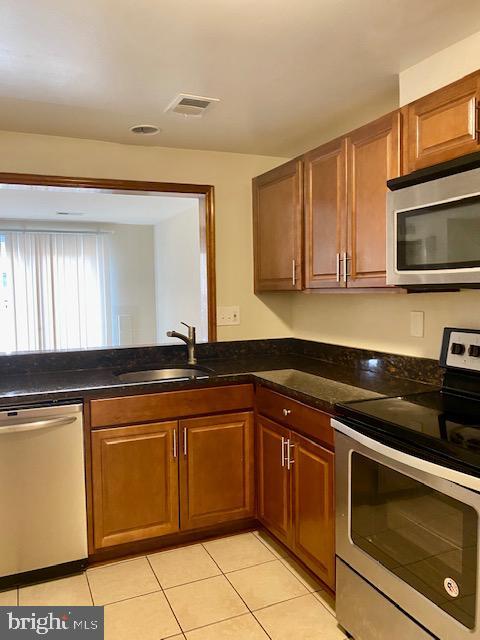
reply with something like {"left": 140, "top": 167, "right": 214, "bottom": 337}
{"left": 253, "top": 159, "right": 303, "bottom": 291}
{"left": 256, "top": 416, "right": 292, "bottom": 546}
{"left": 179, "top": 412, "right": 254, "bottom": 530}
{"left": 406, "top": 73, "right": 480, "bottom": 171}
{"left": 92, "top": 421, "right": 179, "bottom": 549}
{"left": 346, "top": 111, "right": 401, "bottom": 288}
{"left": 304, "top": 138, "right": 347, "bottom": 289}
{"left": 291, "top": 433, "right": 335, "bottom": 589}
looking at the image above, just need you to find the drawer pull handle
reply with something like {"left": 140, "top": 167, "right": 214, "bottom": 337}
{"left": 173, "top": 429, "right": 177, "bottom": 458}
{"left": 183, "top": 427, "right": 188, "bottom": 456}
{"left": 281, "top": 436, "right": 286, "bottom": 467}
{"left": 282, "top": 408, "right": 291, "bottom": 416}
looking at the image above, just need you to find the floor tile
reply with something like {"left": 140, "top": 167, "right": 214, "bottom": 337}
{"left": 148, "top": 544, "right": 221, "bottom": 588}
{"left": 253, "top": 530, "right": 290, "bottom": 559}
{"left": 255, "top": 594, "right": 347, "bottom": 639}
{"left": 19, "top": 574, "right": 92, "bottom": 606}
{"left": 87, "top": 557, "right": 159, "bottom": 605}
{"left": 165, "top": 575, "right": 248, "bottom": 631}
{"left": 203, "top": 533, "right": 276, "bottom": 572}
{"left": 313, "top": 589, "right": 336, "bottom": 616}
{"left": 185, "top": 613, "right": 269, "bottom": 639}
{"left": 280, "top": 556, "right": 323, "bottom": 592}
{"left": 104, "top": 591, "right": 181, "bottom": 640}
{"left": 226, "top": 560, "right": 308, "bottom": 610}
{"left": 0, "top": 589, "right": 17, "bottom": 606}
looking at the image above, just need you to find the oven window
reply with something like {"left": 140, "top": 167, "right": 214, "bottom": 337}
{"left": 351, "top": 452, "right": 478, "bottom": 629}
{"left": 396, "top": 194, "right": 480, "bottom": 271}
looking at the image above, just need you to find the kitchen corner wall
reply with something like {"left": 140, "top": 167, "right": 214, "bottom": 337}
{"left": 0, "top": 129, "right": 291, "bottom": 343}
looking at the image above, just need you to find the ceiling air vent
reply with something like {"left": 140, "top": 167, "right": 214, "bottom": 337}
{"left": 165, "top": 94, "right": 220, "bottom": 117}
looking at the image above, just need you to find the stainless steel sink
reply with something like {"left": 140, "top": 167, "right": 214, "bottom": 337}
{"left": 116, "top": 366, "right": 213, "bottom": 383}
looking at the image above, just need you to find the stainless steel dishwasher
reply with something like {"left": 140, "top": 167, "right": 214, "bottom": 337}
{"left": 0, "top": 402, "right": 88, "bottom": 588}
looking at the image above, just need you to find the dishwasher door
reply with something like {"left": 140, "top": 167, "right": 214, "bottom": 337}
{"left": 0, "top": 403, "right": 88, "bottom": 582}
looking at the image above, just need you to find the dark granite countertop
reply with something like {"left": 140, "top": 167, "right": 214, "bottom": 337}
{"left": 0, "top": 350, "right": 438, "bottom": 414}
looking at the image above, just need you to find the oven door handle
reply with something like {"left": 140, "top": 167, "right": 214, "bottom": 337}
{"left": 332, "top": 418, "right": 480, "bottom": 493}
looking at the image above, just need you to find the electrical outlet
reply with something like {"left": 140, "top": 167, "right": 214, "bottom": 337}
{"left": 410, "top": 311, "right": 424, "bottom": 338}
{"left": 217, "top": 306, "right": 240, "bottom": 326}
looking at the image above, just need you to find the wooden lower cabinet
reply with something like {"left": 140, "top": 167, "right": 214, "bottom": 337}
{"left": 257, "top": 417, "right": 291, "bottom": 545}
{"left": 257, "top": 417, "right": 335, "bottom": 589}
{"left": 291, "top": 433, "right": 335, "bottom": 588}
{"left": 92, "top": 421, "right": 179, "bottom": 549}
{"left": 179, "top": 412, "right": 255, "bottom": 530}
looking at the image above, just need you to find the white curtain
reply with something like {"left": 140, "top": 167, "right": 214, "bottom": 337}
{"left": 0, "top": 230, "right": 109, "bottom": 352}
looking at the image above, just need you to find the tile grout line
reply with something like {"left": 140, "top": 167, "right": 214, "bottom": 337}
{"left": 92, "top": 587, "right": 163, "bottom": 609}
{"left": 83, "top": 571, "right": 95, "bottom": 606}
{"left": 145, "top": 555, "right": 184, "bottom": 637}
{"left": 201, "top": 540, "right": 274, "bottom": 640}
{"left": 181, "top": 612, "right": 258, "bottom": 636}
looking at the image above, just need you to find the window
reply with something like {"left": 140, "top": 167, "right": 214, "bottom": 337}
{"left": 0, "top": 230, "right": 109, "bottom": 352}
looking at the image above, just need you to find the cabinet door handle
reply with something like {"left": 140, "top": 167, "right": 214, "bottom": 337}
{"left": 292, "top": 259, "right": 296, "bottom": 287}
{"left": 287, "top": 439, "right": 295, "bottom": 470}
{"left": 343, "top": 252, "right": 351, "bottom": 283}
{"left": 183, "top": 427, "right": 187, "bottom": 456}
{"left": 336, "top": 252, "right": 341, "bottom": 282}
{"left": 173, "top": 428, "right": 177, "bottom": 458}
{"left": 281, "top": 436, "right": 286, "bottom": 467}
{"left": 282, "top": 408, "right": 291, "bottom": 416}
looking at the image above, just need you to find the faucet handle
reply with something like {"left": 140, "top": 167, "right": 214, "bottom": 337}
{"left": 180, "top": 322, "right": 196, "bottom": 339}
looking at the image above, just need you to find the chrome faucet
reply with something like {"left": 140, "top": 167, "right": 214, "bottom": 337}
{"left": 166, "top": 322, "right": 197, "bottom": 365}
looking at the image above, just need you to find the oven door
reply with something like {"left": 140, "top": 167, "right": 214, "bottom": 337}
{"left": 333, "top": 419, "right": 480, "bottom": 640}
{"left": 386, "top": 166, "right": 480, "bottom": 286}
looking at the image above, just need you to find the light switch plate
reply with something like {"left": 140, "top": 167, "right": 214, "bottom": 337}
{"left": 217, "top": 306, "right": 240, "bottom": 326}
{"left": 410, "top": 311, "right": 424, "bottom": 338}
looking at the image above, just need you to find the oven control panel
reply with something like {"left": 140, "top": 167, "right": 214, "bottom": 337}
{"left": 445, "top": 329, "right": 480, "bottom": 371}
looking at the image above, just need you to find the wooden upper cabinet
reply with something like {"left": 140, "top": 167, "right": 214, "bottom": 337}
{"left": 304, "top": 138, "right": 347, "bottom": 289}
{"left": 346, "top": 111, "right": 401, "bottom": 288}
{"left": 92, "top": 421, "right": 179, "bottom": 549}
{"left": 291, "top": 433, "right": 335, "bottom": 589}
{"left": 256, "top": 416, "right": 291, "bottom": 546}
{"left": 253, "top": 159, "right": 303, "bottom": 291}
{"left": 406, "top": 73, "right": 480, "bottom": 172}
{"left": 179, "top": 412, "right": 254, "bottom": 530}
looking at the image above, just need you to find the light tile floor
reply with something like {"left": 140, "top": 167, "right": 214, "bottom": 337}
{"left": 2, "top": 531, "right": 347, "bottom": 639}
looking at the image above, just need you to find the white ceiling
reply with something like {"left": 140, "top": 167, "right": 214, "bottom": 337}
{"left": 1, "top": 0, "right": 480, "bottom": 156}
{"left": 0, "top": 185, "right": 199, "bottom": 224}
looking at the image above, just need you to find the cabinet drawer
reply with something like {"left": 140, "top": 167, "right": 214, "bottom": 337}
{"left": 90, "top": 384, "right": 254, "bottom": 428}
{"left": 256, "top": 386, "right": 333, "bottom": 449}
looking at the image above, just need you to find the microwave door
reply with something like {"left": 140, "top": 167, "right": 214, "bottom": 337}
{"left": 387, "top": 169, "right": 480, "bottom": 286}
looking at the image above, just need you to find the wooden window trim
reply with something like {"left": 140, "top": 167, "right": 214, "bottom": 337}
{"left": 0, "top": 172, "right": 217, "bottom": 341}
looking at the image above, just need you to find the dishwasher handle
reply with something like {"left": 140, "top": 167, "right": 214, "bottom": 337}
{"left": 0, "top": 415, "right": 77, "bottom": 435}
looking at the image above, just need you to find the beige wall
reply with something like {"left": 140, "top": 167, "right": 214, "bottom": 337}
{"left": 0, "top": 129, "right": 290, "bottom": 342}
{"left": 291, "top": 291, "right": 480, "bottom": 359}
{"left": 400, "top": 30, "right": 480, "bottom": 105}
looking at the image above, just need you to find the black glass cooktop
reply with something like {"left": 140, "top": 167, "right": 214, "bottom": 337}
{"left": 336, "top": 389, "right": 480, "bottom": 475}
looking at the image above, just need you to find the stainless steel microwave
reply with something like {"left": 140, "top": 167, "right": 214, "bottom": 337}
{"left": 387, "top": 160, "right": 480, "bottom": 288}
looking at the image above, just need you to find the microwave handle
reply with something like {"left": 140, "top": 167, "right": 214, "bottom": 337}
{"left": 331, "top": 418, "right": 480, "bottom": 493}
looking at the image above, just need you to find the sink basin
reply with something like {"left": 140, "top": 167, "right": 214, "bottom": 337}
{"left": 116, "top": 366, "right": 213, "bottom": 383}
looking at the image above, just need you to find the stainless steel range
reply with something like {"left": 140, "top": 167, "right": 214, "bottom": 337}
{"left": 333, "top": 327, "right": 480, "bottom": 640}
